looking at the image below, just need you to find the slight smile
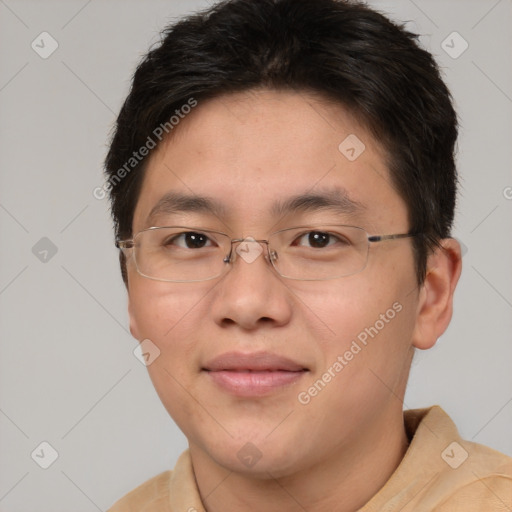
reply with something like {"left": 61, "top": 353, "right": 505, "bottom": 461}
{"left": 202, "top": 351, "right": 309, "bottom": 397}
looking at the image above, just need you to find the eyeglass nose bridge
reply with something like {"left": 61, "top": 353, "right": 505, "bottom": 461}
{"left": 223, "top": 237, "right": 278, "bottom": 267}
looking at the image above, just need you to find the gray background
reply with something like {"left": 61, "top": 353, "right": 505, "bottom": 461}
{"left": 0, "top": 0, "right": 511, "bottom": 510}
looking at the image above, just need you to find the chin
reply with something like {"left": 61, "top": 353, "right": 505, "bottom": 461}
{"left": 202, "top": 431, "right": 308, "bottom": 478}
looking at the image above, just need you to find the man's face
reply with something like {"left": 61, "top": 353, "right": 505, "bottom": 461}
{"left": 127, "top": 90, "right": 420, "bottom": 476}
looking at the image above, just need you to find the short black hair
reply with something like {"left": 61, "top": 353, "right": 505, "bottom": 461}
{"left": 105, "top": 0, "right": 458, "bottom": 286}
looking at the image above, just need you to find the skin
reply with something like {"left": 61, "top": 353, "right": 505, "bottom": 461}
{"left": 126, "top": 89, "right": 462, "bottom": 511}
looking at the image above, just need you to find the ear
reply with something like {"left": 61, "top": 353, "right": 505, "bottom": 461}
{"left": 121, "top": 249, "right": 139, "bottom": 339}
{"left": 412, "top": 238, "right": 462, "bottom": 350}
{"left": 128, "top": 295, "right": 141, "bottom": 341}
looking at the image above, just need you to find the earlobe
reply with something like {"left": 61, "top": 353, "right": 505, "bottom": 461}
{"left": 411, "top": 238, "right": 462, "bottom": 350}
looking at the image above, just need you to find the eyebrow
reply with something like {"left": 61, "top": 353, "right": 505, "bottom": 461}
{"left": 147, "top": 192, "right": 227, "bottom": 225}
{"left": 146, "top": 187, "right": 365, "bottom": 225}
{"left": 270, "top": 187, "right": 365, "bottom": 218}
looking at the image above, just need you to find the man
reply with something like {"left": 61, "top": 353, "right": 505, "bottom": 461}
{"left": 105, "top": 0, "right": 512, "bottom": 510}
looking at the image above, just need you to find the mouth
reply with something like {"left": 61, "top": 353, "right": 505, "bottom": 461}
{"left": 202, "top": 351, "right": 309, "bottom": 397}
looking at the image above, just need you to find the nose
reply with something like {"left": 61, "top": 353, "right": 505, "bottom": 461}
{"left": 211, "top": 237, "right": 293, "bottom": 331}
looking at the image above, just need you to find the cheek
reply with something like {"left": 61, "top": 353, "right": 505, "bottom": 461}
{"left": 128, "top": 277, "right": 205, "bottom": 406}
{"left": 128, "top": 275, "right": 210, "bottom": 348}
{"left": 297, "top": 278, "right": 383, "bottom": 344}
{"left": 304, "top": 275, "right": 415, "bottom": 380}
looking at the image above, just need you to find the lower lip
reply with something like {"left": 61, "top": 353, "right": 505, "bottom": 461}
{"left": 205, "top": 370, "right": 306, "bottom": 397}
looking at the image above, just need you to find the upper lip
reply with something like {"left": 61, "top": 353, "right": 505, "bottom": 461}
{"left": 202, "top": 352, "right": 308, "bottom": 372}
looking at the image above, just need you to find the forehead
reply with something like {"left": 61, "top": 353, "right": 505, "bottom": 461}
{"left": 132, "top": 89, "right": 408, "bottom": 233}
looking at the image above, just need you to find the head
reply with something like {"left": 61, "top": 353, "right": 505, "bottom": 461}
{"left": 105, "top": 0, "right": 461, "bottom": 478}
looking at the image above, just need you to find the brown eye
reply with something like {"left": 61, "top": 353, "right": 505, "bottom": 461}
{"left": 295, "top": 231, "right": 349, "bottom": 249}
{"left": 307, "top": 231, "right": 331, "bottom": 248}
{"left": 164, "top": 232, "right": 213, "bottom": 249}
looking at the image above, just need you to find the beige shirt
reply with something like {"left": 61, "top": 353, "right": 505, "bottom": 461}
{"left": 108, "top": 406, "right": 512, "bottom": 511}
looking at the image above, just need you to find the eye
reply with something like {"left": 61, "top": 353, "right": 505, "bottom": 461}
{"left": 164, "top": 231, "right": 214, "bottom": 249}
{"left": 294, "top": 231, "right": 349, "bottom": 249}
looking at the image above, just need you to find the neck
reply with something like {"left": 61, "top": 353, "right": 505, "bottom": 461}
{"left": 190, "top": 408, "right": 409, "bottom": 512}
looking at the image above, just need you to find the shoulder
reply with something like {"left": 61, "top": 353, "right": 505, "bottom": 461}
{"left": 107, "top": 470, "right": 172, "bottom": 512}
{"left": 362, "top": 406, "right": 512, "bottom": 511}
{"left": 106, "top": 449, "right": 199, "bottom": 511}
{"left": 405, "top": 406, "right": 512, "bottom": 511}
{"left": 435, "top": 471, "right": 512, "bottom": 511}
{"left": 435, "top": 439, "right": 512, "bottom": 511}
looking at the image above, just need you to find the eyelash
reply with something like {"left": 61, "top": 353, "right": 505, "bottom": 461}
{"left": 163, "top": 232, "right": 215, "bottom": 249}
{"left": 164, "top": 230, "right": 349, "bottom": 249}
